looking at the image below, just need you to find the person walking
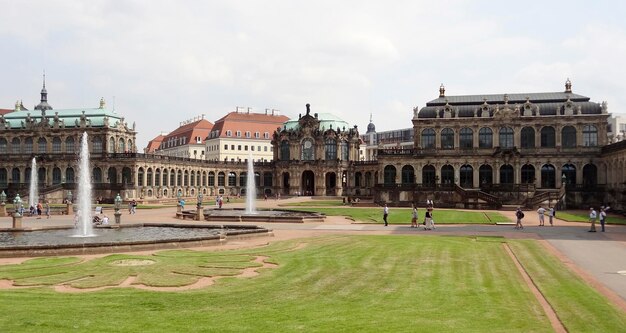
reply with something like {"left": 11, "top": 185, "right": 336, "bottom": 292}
{"left": 411, "top": 204, "right": 418, "bottom": 228}
{"left": 548, "top": 207, "right": 555, "bottom": 226}
{"left": 131, "top": 199, "right": 137, "bottom": 214}
{"left": 588, "top": 207, "right": 597, "bottom": 232}
{"left": 515, "top": 207, "right": 524, "bottom": 230}
{"left": 537, "top": 206, "right": 545, "bottom": 226}
{"left": 45, "top": 201, "right": 50, "bottom": 219}
{"left": 424, "top": 205, "right": 434, "bottom": 230}
{"left": 599, "top": 206, "right": 607, "bottom": 232}
{"left": 383, "top": 204, "right": 389, "bottom": 226}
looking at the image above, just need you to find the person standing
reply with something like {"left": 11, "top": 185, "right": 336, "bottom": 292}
{"left": 383, "top": 204, "right": 389, "bottom": 226}
{"left": 36, "top": 202, "right": 43, "bottom": 219}
{"left": 45, "top": 201, "right": 50, "bottom": 219}
{"left": 537, "top": 206, "right": 545, "bottom": 226}
{"left": 515, "top": 207, "right": 524, "bottom": 230}
{"left": 424, "top": 205, "right": 434, "bottom": 230}
{"left": 588, "top": 207, "right": 597, "bottom": 232}
{"left": 599, "top": 207, "right": 607, "bottom": 232}
{"left": 411, "top": 204, "right": 418, "bottom": 228}
{"left": 548, "top": 207, "right": 555, "bottom": 226}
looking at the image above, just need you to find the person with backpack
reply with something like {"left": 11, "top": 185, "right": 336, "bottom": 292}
{"left": 515, "top": 207, "right": 524, "bottom": 230}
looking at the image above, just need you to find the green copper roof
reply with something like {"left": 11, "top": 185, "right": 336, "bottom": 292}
{"left": 284, "top": 112, "right": 350, "bottom": 131}
{"left": 1, "top": 107, "right": 127, "bottom": 129}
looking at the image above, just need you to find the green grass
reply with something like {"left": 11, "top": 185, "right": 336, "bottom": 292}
{"left": 0, "top": 235, "right": 623, "bottom": 332}
{"left": 556, "top": 211, "right": 626, "bottom": 225}
{"left": 280, "top": 200, "right": 345, "bottom": 207}
{"left": 291, "top": 207, "right": 508, "bottom": 224}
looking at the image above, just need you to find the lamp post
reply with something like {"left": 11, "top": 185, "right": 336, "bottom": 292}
{"left": 114, "top": 193, "right": 122, "bottom": 224}
{"left": 0, "top": 191, "right": 7, "bottom": 217}
{"left": 12, "top": 194, "right": 23, "bottom": 228}
{"left": 66, "top": 190, "right": 73, "bottom": 215}
{"left": 196, "top": 191, "right": 204, "bottom": 221}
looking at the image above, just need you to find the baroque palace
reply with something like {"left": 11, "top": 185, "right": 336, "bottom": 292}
{"left": 1, "top": 79, "right": 626, "bottom": 209}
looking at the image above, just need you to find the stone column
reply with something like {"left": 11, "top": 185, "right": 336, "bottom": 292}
{"left": 0, "top": 202, "right": 6, "bottom": 217}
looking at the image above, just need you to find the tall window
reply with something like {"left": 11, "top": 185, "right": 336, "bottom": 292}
{"left": 401, "top": 165, "right": 414, "bottom": 184}
{"left": 499, "top": 164, "right": 514, "bottom": 184}
{"left": 583, "top": 125, "right": 598, "bottom": 146}
{"left": 0, "top": 138, "right": 6, "bottom": 154}
{"left": 422, "top": 165, "right": 436, "bottom": 186}
{"left": 478, "top": 128, "right": 492, "bottom": 148}
{"left": 208, "top": 172, "right": 215, "bottom": 186}
{"left": 38, "top": 137, "right": 47, "bottom": 153}
{"left": 228, "top": 172, "right": 236, "bottom": 186}
{"left": 521, "top": 164, "right": 535, "bottom": 183}
{"left": 421, "top": 128, "right": 435, "bottom": 149}
{"left": 441, "top": 128, "right": 454, "bottom": 149}
{"left": 65, "top": 137, "right": 75, "bottom": 153}
{"left": 541, "top": 164, "right": 556, "bottom": 188}
{"left": 66, "top": 167, "right": 75, "bottom": 183}
{"left": 218, "top": 172, "right": 225, "bottom": 186}
{"left": 340, "top": 141, "right": 349, "bottom": 160}
{"left": 460, "top": 165, "right": 473, "bottom": 188}
{"left": 280, "top": 141, "right": 290, "bottom": 160}
{"left": 301, "top": 139, "right": 314, "bottom": 161}
{"left": 325, "top": 139, "right": 337, "bottom": 160}
{"left": 459, "top": 128, "right": 473, "bottom": 149}
{"left": 479, "top": 165, "right": 493, "bottom": 185}
{"left": 540, "top": 126, "right": 555, "bottom": 148}
{"left": 93, "top": 137, "right": 103, "bottom": 153}
{"left": 11, "top": 138, "right": 20, "bottom": 154}
{"left": 383, "top": 165, "right": 396, "bottom": 185}
{"left": 52, "top": 137, "right": 61, "bottom": 153}
{"left": 109, "top": 137, "right": 115, "bottom": 153}
{"left": 25, "top": 138, "right": 33, "bottom": 154}
{"left": 520, "top": 127, "right": 535, "bottom": 148}
{"left": 499, "top": 127, "right": 513, "bottom": 148}
{"left": 561, "top": 126, "right": 576, "bottom": 148}
{"left": 52, "top": 167, "right": 62, "bottom": 184}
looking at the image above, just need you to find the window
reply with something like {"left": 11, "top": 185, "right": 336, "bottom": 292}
{"left": 218, "top": 172, "right": 225, "bottom": 186}
{"left": 11, "top": 138, "right": 20, "bottom": 154}
{"left": 25, "top": 138, "right": 33, "bottom": 154}
{"left": 401, "top": 165, "right": 414, "bottom": 184}
{"left": 231, "top": 145, "right": 235, "bottom": 150}
{"left": 341, "top": 141, "right": 349, "bottom": 160}
{"left": 224, "top": 144, "right": 228, "bottom": 150}
{"left": 38, "top": 137, "right": 47, "bottom": 153}
{"left": 521, "top": 127, "right": 535, "bottom": 148}
{"left": 325, "top": 139, "right": 337, "bottom": 160}
{"left": 301, "top": 139, "right": 314, "bottom": 160}
{"left": 245, "top": 131, "right": 251, "bottom": 138}
{"left": 65, "top": 137, "right": 75, "bottom": 153}
{"left": 384, "top": 165, "right": 396, "bottom": 184}
{"left": 226, "top": 130, "right": 232, "bottom": 137}
{"left": 459, "top": 128, "right": 473, "bottom": 149}
{"left": 540, "top": 126, "right": 555, "bottom": 148}
{"left": 238, "top": 145, "right": 242, "bottom": 151}
{"left": 562, "top": 126, "right": 576, "bottom": 148}
{"left": 264, "top": 132, "right": 269, "bottom": 139}
{"left": 53, "top": 137, "right": 61, "bottom": 153}
{"left": 583, "top": 125, "right": 597, "bottom": 146}
{"left": 251, "top": 146, "right": 255, "bottom": 151}
{"left": 208, "top": 172, "right": 215, "bottom": 186}
{"left": 236, "top": 131, "right": 241, "bottom": 137}
{"left": 421, "top": 128, "right": 435, "bottom": 149}
{"left": 499, "top": 127, "right": 513, "bottom": 148}
{"left": 0, "top": 138, "right": 6, "bottom": 154}
{"left": 228, "top": 172, "right": 236, "bottom": 186}
{"left": 245, "top": 145, "right": 248, "bottom": 151}
{"left": 255, "top": 132, "right": 260, "bottom": 138}
{"left": 264, "top": 146, "right": 267, "bottom": 152}
{"left": 441, "top": 128, "right": 454, "bottom": 149}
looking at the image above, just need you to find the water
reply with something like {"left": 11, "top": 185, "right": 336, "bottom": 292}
{"left": 28, "top": 157, "right": 38, "bottom": 209}
{"left": 75, "top": 132, "right": 95, "bottom": 237}
{"left": 245, "top": 152, "right": 257, "bottom": 214}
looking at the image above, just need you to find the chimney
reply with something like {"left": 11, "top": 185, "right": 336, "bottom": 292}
{"left": 265, "top": 108, "right": 269, "bottom": 115}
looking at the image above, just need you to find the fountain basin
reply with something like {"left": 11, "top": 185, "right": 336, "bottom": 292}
{"left": 0, "top": 224, "right": 270, "bottom": 257}
{"left": 201, "top": 208, "right": 325, "bottom": 223}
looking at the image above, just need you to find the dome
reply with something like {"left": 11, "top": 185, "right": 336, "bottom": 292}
{"left": 366, "top": 121, "right": 376, "bottom": 133}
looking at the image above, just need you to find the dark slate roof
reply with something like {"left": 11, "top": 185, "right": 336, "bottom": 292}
{"left": 426, "top": 92, "right": 589, "bottom": 106}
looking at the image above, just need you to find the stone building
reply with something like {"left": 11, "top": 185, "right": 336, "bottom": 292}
{"left": 374, "top": 80, "right": 611, "bottom": 208}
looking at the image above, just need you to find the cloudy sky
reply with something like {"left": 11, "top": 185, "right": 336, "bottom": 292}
{"left": 1, "top": 0, "right": 625, "bottom": 147}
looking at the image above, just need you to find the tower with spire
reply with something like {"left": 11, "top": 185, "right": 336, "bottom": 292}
{"left": 34, "top": 72, "right": 53, "bottom": 111}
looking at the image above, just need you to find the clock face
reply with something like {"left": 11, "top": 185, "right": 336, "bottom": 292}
{"left": 304, "top": 141, "right": 312, "bottom": 149}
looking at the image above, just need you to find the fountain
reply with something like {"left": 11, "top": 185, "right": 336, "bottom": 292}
{"left": 245, "top": 152, "right": 257, "bottom": 214}
{"left": 74, "top": 132, "right": 95, "bottom": 237}
{"left": 28, "top": 157, "right": 38, "bottom": 210}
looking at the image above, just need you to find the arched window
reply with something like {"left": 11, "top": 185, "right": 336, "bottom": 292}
{"left": 202, "top": 171, "right": 206, "bottom": 186}
{"left": 499, "top": 164, "right": 514, "bottom": 184}
{"left": 93, "top": 167, "right": 102, "bottom": 183}
{"left": 383, "top": 165, "right": 396, "bottom": 185}
{"left": 301, "top": 138, "right": 314, "bottom": 161}
{"left": 540, "top": 126, "right": 556, "bottom": 148}
{"left": 52, "top": 167, "right": 62, "bottom": 184}
{"left": 240, "top": 172, "right": 247, "bottom": 186}
{"left": 66, "top": 167, "right": 75, "bottom": 183}
{"left": 325, "top": 139, "right": 337, "bottom": 160}
{"left": 228, "top": 172, "right": 236, "bottom": 186}
{"left": 65, "top": 137, "right": 75, "bottom": 153}
{"left": 0, "top": 168, "right": 7, "bottom": 186}
{"left": 52, "top": 137, "right": 61, "bottom": 153}
{"left": 422, "top": 165, "right": 436, "bottom": 186}
{"left": 92, "top": 136, "right": 103, "bottom": 153}
{"left": 561, "top": 164, "right": 576, "bottom": 185}
{"left": 263, "top": 172, "right": 273, "bottom": 187}
{"left": 401, "top": 165, "right": 414, "bottom": 185}
{"left": 118, "top": 138, "right": 125, "bottom": 153}
{"left": 479, "top": 128, "right": 492, "bottom": 148}
{"left": 217, "top": 172, "right": 225, "bottom": 186}
{"left": 177, "top": 170, "right": 182, "bottom": 186}
{"left": 520, "top": 127, "right": 535, "bottom": 148}
{"left": 108, "top": 137, "right": 115, "bottom": 153}
{"left": 441, "top": 165, "right": 454, "bottom": 185}
{"left": 11, "top": 138, "right": 20, "bottom": 154}
{"left": 138, "top": 168, "right": 144, "bottom": 186}
{"left": 582, "top": 164, "right": 597, "bottom": 186}
{"left": 479, "top": 165, "right": 493, "bottom": 186}
{"left": 561, "top": 126, "right": 577, "bottom": 148}
{"left": 499, "top": 127, "right": 513, "bottom": 148}
{"left": 460, "top": 165, "right": 473, "bottom": 188}
{"left": 12, "top": 168, "right": 20, "bottom": 183}
{"left": 147, "top": 168, "right": 153, "bottom": 186}
{"left": 280, "top": 141, "right": 290, "bottom": 161}
{"left": 38, "top": 137, "right": 47, "bottom": 153}
{"left": 441, "top": 128, "right": 454, "bottom": 149}
{"left": 208, "top": 172, "right": 215, "bottom": 186}
{"left": 38, "top": 167, "right": 46, "bottom": 184}
{"left": 583, "top": 125, "right": 598, "bottom": 146}
{"left": 127, "top": 139, "right": 133, "bottom": 152}
{"left": 190, "top": 171, "right": 195, "bottom": 186}
{"left": 459, "top": 128, "right": 473, "bottom": 149}
{"left": 155, "top": 169, "right": 161, "bottom": 186}
{"left": 25, "top": 137, "right": 33, "bottom": 154}
{"left": 521, "top": 164, "right": 535, "bottom": 184}
{"left": 0, "top": 138, "right": 6, "bottom": 154}
{"left": 541, "top": 164, "right": 556, "bottom": 188}
{"left": 421, "top": 128, "right": 435, "bottom": 149}
{"left": 340, "top": 141, "right": 349, "bottom": 160}
{"left": 184, "top": 171, "right": 189, "bottom": 186}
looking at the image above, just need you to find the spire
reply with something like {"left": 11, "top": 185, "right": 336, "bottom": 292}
{"left": 34, "top": 72, "right": 53, "bottom": 111}
{"left": 565, "top": 78, "right": 572, "bottom": 93}
{"left": 439, "top": 83, "right": 445, "bottom": 98}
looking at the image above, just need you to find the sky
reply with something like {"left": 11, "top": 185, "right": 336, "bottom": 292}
{"left": 1, "top": 0, "right": 625, "bottom": 147}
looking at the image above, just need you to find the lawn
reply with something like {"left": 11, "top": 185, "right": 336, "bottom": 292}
{"left": 279, "top": 200, "right": 345, "bottom": 207}
{"left": 290, "top": 207, "right": 510, "bottom": 224}
{"left": 0, "top": 235, "right": 623, "bottom": 332}
{"left": 555, "top": 210, "right": 626, "bottom": 225}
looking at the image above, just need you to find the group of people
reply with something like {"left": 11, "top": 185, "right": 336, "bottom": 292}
{"left": 128, "top": 199, "right": 137, "bottom": 214}
{"left": 28, "top": 201, "right": 50, "bottom": 219}
{"left": 383, "top": 200, "right": 435, "bottom": 229}
{"left": 516, "top": 205, "right": 556, "bottom": 229}
{"left": 588, "top": 206, "right": 609, "bottom": 232}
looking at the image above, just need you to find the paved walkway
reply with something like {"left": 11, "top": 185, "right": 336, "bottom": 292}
{"left": 1, "top": 197, "right": 625, "bottom": 304}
